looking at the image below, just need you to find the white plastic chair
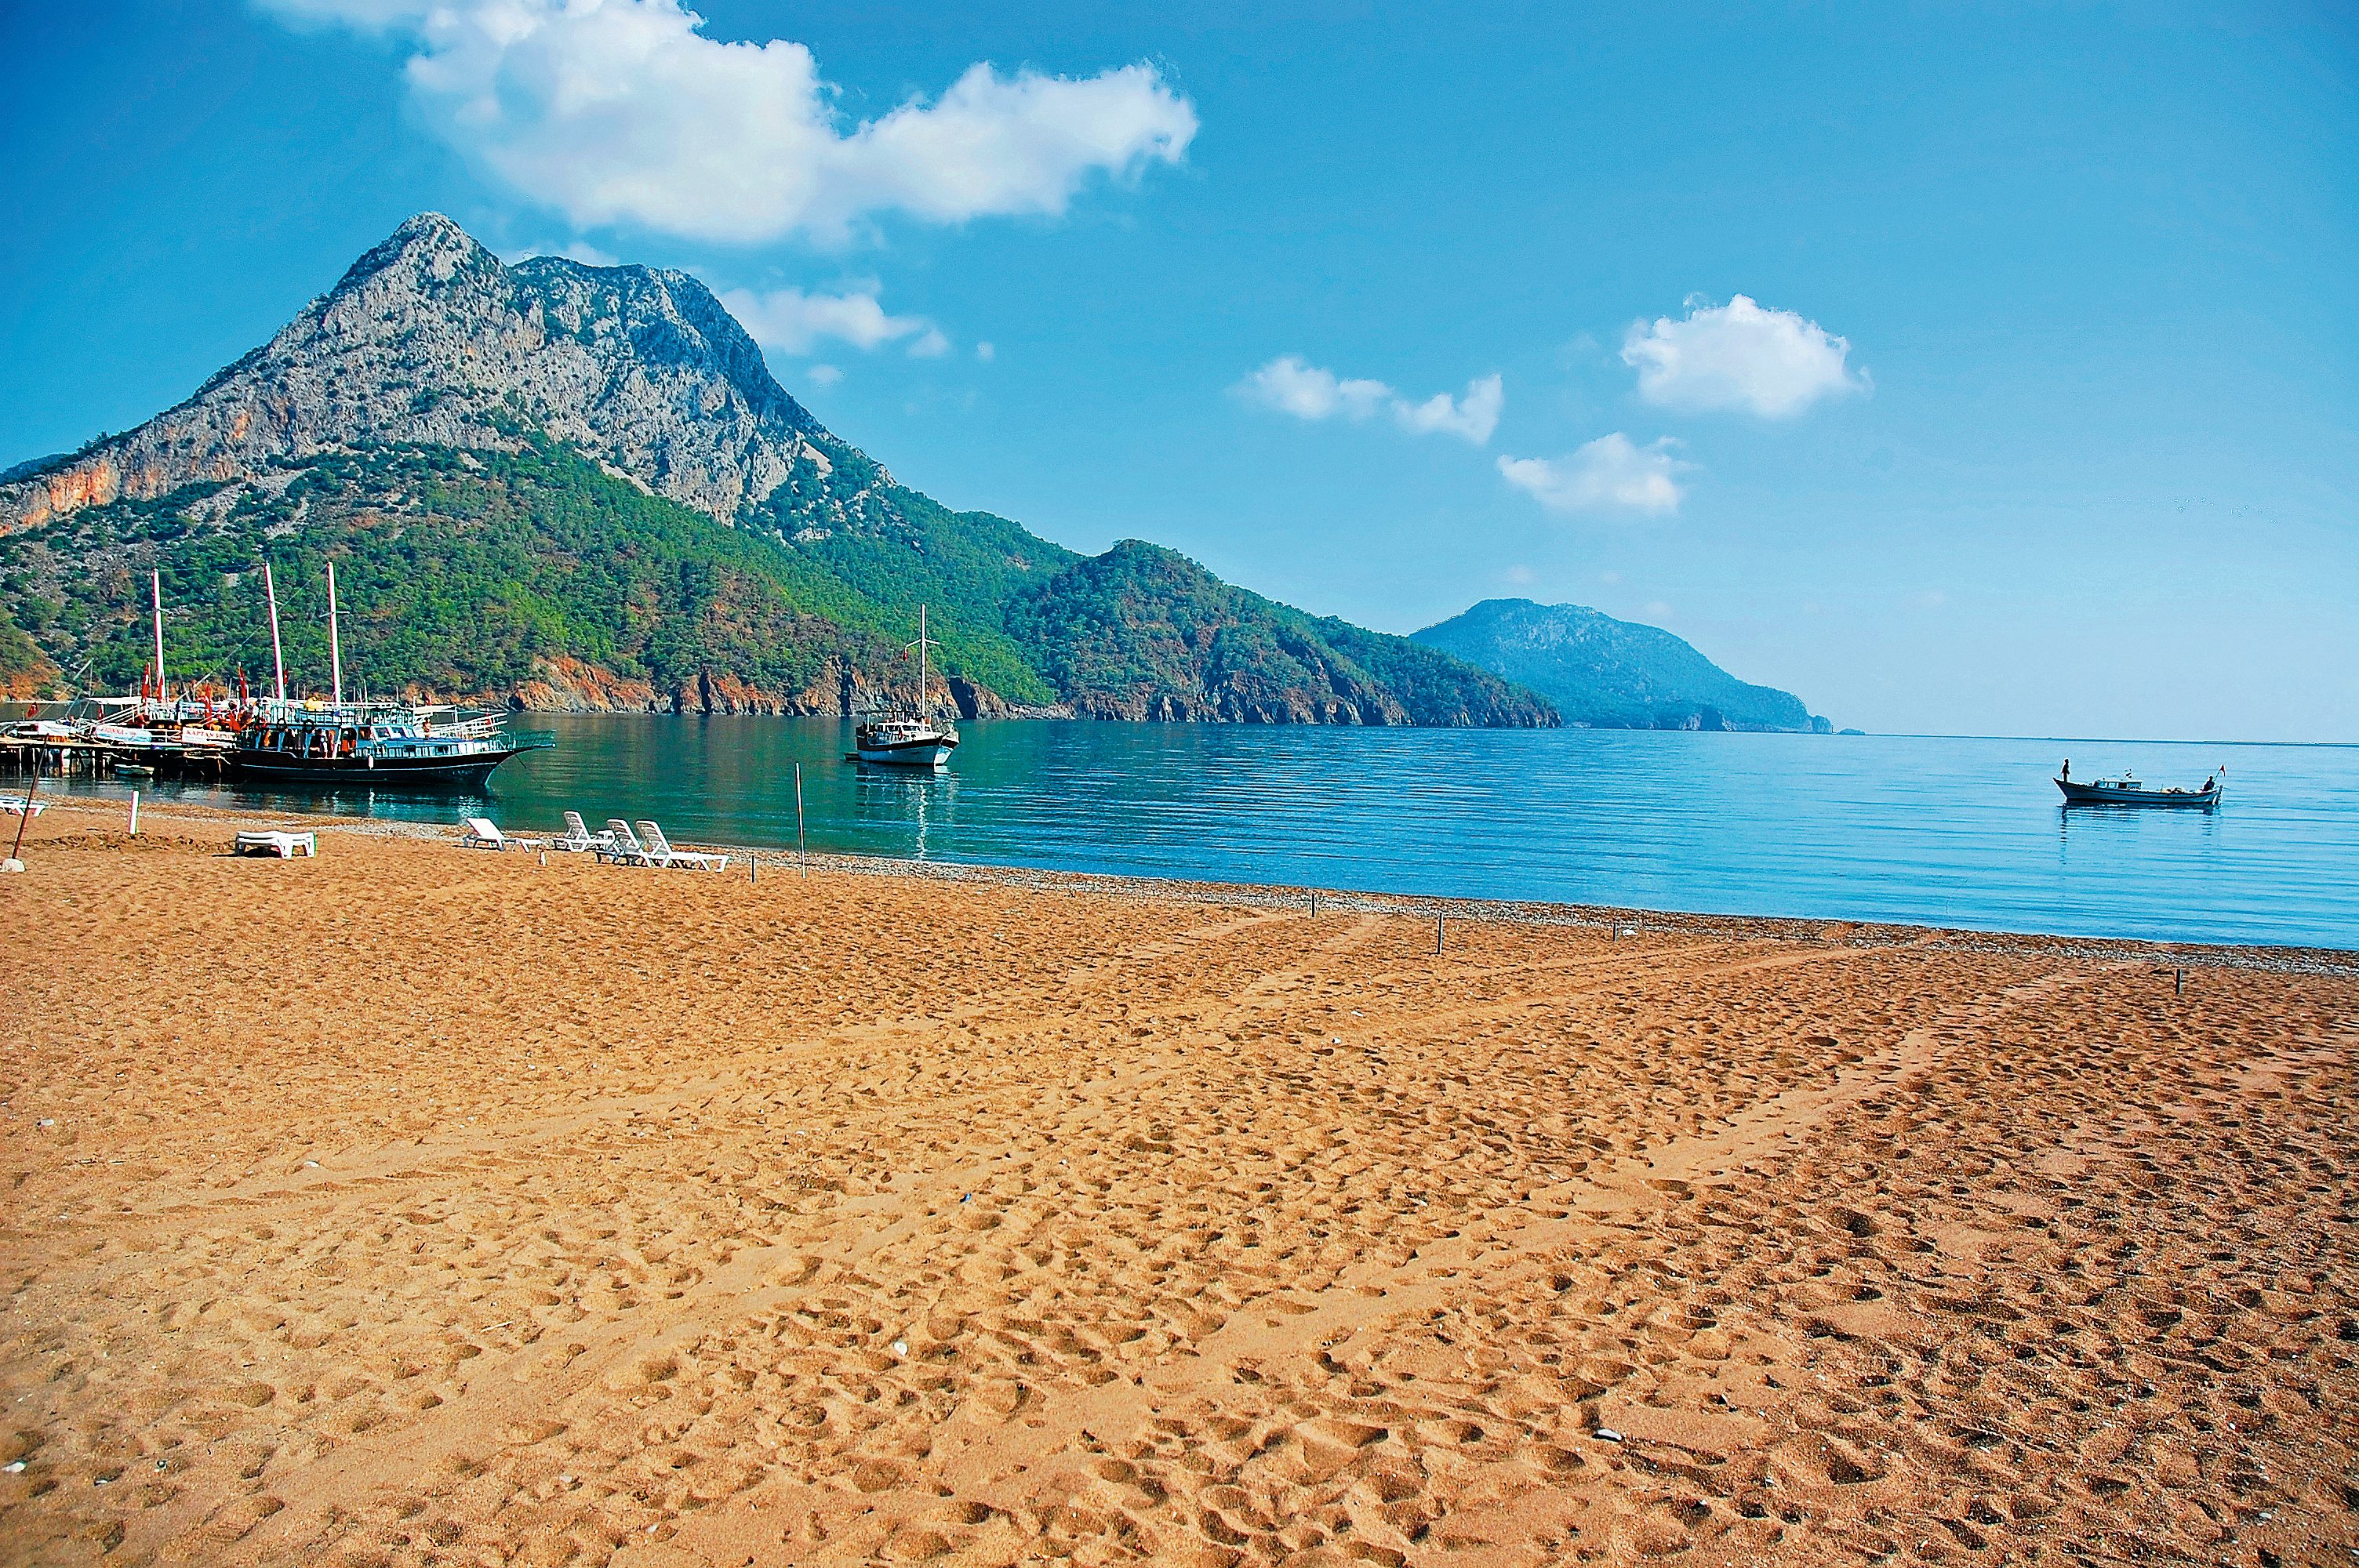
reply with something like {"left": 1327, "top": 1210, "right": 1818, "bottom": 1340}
{"left": 460, "top": 816, "right": 543, "bottom": 851}
{"left": 234, "top": 829, "right": 316, "bottom": 858}
{"left": 596, "top": 819, "right": 647, "bottom": 864}
{"left": 636, "top": 820, "right": 727, "bottom": 873}
{"left": 554, "top": 810, "right": 614, "bottom": 853}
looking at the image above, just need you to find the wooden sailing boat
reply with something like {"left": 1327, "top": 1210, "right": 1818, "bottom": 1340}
{"left": 227, "top": 561, "right": 553, "bottom": 788}
{"left": 852, "top": 605, "right": 960, "bottom": 768}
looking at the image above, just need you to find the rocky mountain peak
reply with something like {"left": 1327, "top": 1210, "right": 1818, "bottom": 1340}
{"left": 0, "top": 213, "right": 831, "bottom": 533}
{"left": 314, "top": 211, "right": 496, "bottom": 303}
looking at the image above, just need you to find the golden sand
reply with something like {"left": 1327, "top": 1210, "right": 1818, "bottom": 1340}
{"left": 0, "top": 803, "right": 2353, "bottom": 1566}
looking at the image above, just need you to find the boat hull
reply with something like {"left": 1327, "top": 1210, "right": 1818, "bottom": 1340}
{"left": 227, "top": 748, "right": 529, "bottom": 789}
{"left": 2056, "top": 779, "right": 2221, "bottom": 808}
{"left": 854, "top": 736, "right": 958, "bottom": 768}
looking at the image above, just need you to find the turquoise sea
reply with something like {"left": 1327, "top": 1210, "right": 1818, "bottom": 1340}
{"left": 28, "top": 717, "right": 2359, "bottom": 949}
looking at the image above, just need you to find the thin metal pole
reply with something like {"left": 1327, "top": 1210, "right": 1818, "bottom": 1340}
{"left": 1436, "top": 912, "right": 1445, "bottom": 955}
{"left": 327, "top": 560, "right": 343, "bottom": 709}
{"left": 795, "top": 762, "right": 807, "bottom": 877}
{"left": 264, "top": 561, "right": 287, "bottom": 703}
{"left": 151, "top": 570, "right": 167, "bottom": 705}
{"left": 128, "top": 790, "right": 140, "bottom": 837}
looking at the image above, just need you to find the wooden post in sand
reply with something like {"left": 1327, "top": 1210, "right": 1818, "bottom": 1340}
{"left": 1435, "top": 912, "right": 1445, "bottom": 955}
{"left": 128, "top": 791, "right": 140, "bottom": 837}
{"left": 5, "top": 750, "right": 38, "bottom": 868}
{"left": 2175, "top": 967, "right": 2184, "bottom": 996}
{"left": 794, "top": 763, "right": 807, "bottom": 878}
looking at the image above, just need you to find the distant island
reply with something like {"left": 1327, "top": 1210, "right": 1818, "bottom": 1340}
{"left": 1414, "top": 599, "right": 1830, "bottom": 733}
{"left": 0, "top": 214, "right": 1816, "bottom": 733}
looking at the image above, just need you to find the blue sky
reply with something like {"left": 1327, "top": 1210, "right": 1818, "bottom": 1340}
{"left": 3, "top": 1, "right": 2354, "bottom": 740}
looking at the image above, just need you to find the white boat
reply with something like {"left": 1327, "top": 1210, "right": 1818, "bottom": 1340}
{"left": 852, "top": 605, "right": 960, "bottom": 768}
{"left": 854, "top": 713, "right": 959, "bottom": 768}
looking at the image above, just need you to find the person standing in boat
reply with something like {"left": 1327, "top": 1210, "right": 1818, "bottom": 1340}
{"left": 2060, "top": 757, "right": 2070, "bottom": 782}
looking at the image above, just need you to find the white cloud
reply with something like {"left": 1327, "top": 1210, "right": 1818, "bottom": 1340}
{"left": 974, "top": 341, "right": 996, "bottom": 362}
{"left": 1239, "top": 356, "right": 1392, "bottom": 423}
{"left": 1236, "top": 356, "right": 1502, "bottom": 445}
{"left": 1621, "top": 295, "right": 1866, "bottom": 418}
{"left": 720, "top": 285, "right": 942, "bottom": 358}
{"left": 260, "top": 0, "right": 1198, "bottom": 244}
{"left": 808, "top": 364, "right": 842, "bottom": 387}
{"left": 1496, "top": 434, "right": 1692, "bottom": 517}
{"left": 1395, "top": 373, "right": 1502, "bottom": 443}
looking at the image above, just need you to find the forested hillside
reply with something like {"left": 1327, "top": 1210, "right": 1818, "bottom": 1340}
{"left": 1415, "top": 599, "right": 1826, "bottom": 732}
{"left": 0, "top": 437, "right": 1552, "bottom": 724}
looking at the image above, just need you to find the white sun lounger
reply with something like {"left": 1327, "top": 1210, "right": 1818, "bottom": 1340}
{"left": 554, "top": 810, "right": 616, "bottom": 853}
{"left": 636, "top": 820, "right": 728, "bottom": 873}
{"left": 460, "top": 816, "right": 544, "bottom": 851}
{"left": 234, "top": 829, "right": 316, "bottom": 858}
{"left": 0, "top": 795, "right": 45, "bottom": 817}
{"left": 594, "top": 819, "right": 647, "bottom": 865}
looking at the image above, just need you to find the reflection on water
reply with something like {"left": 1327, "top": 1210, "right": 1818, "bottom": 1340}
{"left": 25, "top": 715, "right": 2357, "bottom": 948}
{"left": 852, "top": 763, "right": 954, "bottom": 861}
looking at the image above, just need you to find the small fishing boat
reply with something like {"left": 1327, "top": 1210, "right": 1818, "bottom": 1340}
{"left": 2055, "top": 760, "right": 2223, "bottom": 808}
{"left": 852, "top": 605, "right": 959, "bottom": 768}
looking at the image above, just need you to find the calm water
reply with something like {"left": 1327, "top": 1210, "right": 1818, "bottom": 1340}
{"left": 29, "top": 717, "right": 2359, "bottom": 949}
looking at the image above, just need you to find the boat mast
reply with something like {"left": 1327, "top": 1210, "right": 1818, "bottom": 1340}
{"left": 150, "top": 570, "right": 167, "bottom": 706}
{"left": 918, "top": 604, "right": 929, "bottom": 725}
{"left": 263, "top": 561, "right": 288, "bottom": 703}
{"left": 326, "top": 560, "right": 344, "bottom": 710}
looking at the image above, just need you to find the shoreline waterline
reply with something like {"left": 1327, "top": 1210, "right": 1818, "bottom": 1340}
{"left": 20, "top": 795, "right": 2356, "bottom": 972}
{"left": 18, "top": 718, "right": 2350, "bottom": 949}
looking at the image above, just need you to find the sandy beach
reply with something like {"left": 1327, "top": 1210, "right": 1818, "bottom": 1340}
{"left": 0, "top": 800, "right": 2353, "bottom": 1566}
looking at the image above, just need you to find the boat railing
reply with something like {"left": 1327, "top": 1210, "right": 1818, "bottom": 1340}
{"left": 425, "top": 715, "right": 507, "bottom": 740}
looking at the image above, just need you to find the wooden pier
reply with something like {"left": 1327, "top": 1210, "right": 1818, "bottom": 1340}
{"left": 1, "top": 739, "right": 232, "bottom": 781}
{"left": 2, "top": 739, "right": 118, "bottom": 779}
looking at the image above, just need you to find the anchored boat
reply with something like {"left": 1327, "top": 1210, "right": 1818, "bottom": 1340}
{"left": 2055, "top": 759, "right": 2223, "bottom": 809}
{"left": 224, "top": 559, "right": 551, "bottom": 789}
{"left": 229, "top": 702, "right": 551, "bottom": 787}
{"left": 852, "top": 605, "right": 960, "bottom": 768}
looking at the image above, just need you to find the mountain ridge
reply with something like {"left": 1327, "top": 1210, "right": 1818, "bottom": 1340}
{"left": 0, "top": 215, "right": 1550, "bottom": 725}
{"left": 1413, "top": 597, "right": 1827, "bottom": 732}
{"left": 1007, "top": 542, "right": 1553, "bottom": 726}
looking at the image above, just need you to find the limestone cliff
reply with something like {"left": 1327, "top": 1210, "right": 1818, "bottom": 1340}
{"left": 0, "top": 213, "right": 831, "bottom": 532}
